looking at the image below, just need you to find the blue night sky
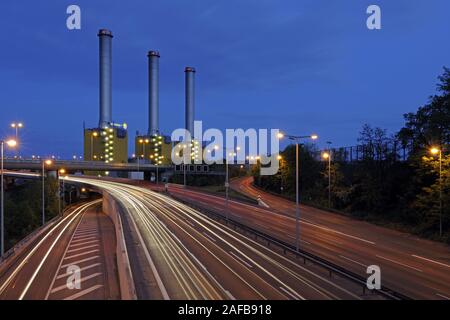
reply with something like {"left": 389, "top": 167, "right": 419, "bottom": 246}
{"left": 0, "top": 0, "right": 449, "bottom": 158}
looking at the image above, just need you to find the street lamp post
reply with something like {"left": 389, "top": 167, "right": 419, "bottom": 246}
{"left": 278, "top": 133, "right": 318, "bottom": 252}
{"left": 430, "top": 147, "right": 443, "bottom": 237}
{"left": 322, "top": 142, "right": 332, "bottom": 209}
{"left": 1, "top": 139, "right": 17, "bottom": 257}
{"left": 42, "top": 159, "right": 52, "bottom": 226}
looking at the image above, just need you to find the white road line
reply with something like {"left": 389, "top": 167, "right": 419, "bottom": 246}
{"left": 17, "top": 201, "right": 100, "bottom": 300}
{"left": 202, "top": 232, "right": 217, "bottom": 242}
{"left": 60, "top": 256, "right": 100, "bottom": 269}
{"left": 66, "top": 244, "right": 99, "bottom": 254}
{"left": 56, "top": 263, "right": 101, "bottom": 280}
{"left": 339, "top": 255, "right": 367, "bottom": 268}
{"left": 376, "top": 255, "right": 423, "bottom": 272}
{"left": 436, "top": 293, "right": 450, "bottom": 300}
{"left": 412, "top": 255, "right": 450, "bottom": 269}
{"left": 279, "top": 286, "right": 301, "bottom": 300}
{"left": 229, "top": 251, "right": 253, "bottom": 269}
{"left": 51, "top": 272, "right": 102, "bottom": 294}
{"left": 72, "top": 233, "right": 98, "bottom": 240}
{"left": 64, "top": 249, "right": 100, "bottom": 261}
{"left": 301, "top": 219, "right": 375, "bottom": 245}
{"left": 63, "top": 284, "right": 103, "bottom": 300}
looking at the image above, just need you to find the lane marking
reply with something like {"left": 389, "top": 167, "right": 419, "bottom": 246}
{"left": 73, "top": 230, "right": 98, "bottom": 236}
{"left": 56, "top": 263, "right": 101, "bottom": 280}
{"left": 51, "top": 272, "right": 102, "bottom": 294}
{"left": 436, "top": 293, "right": 450, "bottom": 300}
{"left": 63, "top": 284, "right": 103, "bottom": 300}
{"left": 66, "top": 244, "right": 99, "bottom": 254}
{"left": 64, "top": 249, "right": 100, "bottom": 261}
{"left": 412, "top": 255, "right": 450, "bottom": 269}
{"left": 376, "top": 255, "right": 423, "bottom": 272}
{"left": 60, "top": 256, "right": 100, "bottom": 269}
{"left": 229, "top": 251, "right": 253, "bottom": 269}
{"left": 339, "top": 255, "right": 367, "bottom": 268}
{"left": 301, "top": 219, "right": 375, "bottom": 245}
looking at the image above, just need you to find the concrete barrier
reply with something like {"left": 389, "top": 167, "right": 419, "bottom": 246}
{"left": 102, "top": 192, "right": 137, "bottom": 300}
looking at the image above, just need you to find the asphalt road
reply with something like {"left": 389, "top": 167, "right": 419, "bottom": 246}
{"left": 157, "top": 176, "right": 450, "bottom": 300}
{"left": 66, "top": 176, "right": 378, "bottom": 300}
{"left": 0, "top": 200, "right": 120, "bottom": 300}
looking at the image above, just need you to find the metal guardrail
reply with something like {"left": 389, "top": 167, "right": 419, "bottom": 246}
{"left": 170, "top": 193, "right": 411, "bottom": 301}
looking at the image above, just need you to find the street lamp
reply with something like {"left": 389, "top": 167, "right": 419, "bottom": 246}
{"left": 1, "top": 139, "right": 17, "bottom": 257}
{"left": 214, "top": 145, "right": 240, "bottom": 222}
{"left": 10, "top": 122, "right": 23, "bottom": 142}
{"left": 42, "top": 159, "right": 52, "bottom": 226}
{"left": 278, "top": 132, "right": 318, "bottom": 252}
{"left": 322, "top": 141, "right": 333, "bottom": 209}
{"left": 430, "top": 147, "right": 443, "bottom": 237}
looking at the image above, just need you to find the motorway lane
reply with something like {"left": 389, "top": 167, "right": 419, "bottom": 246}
{"left": 0, "top": 200, "right": 120, "bottom": 300}
{"left": 224, "top": 176, "right": 450, "bottom": 299}
{"left": 165, "top": 184, "right": 450, "bottom": 299}
{"left": 67, "top": 177, "right": 368, "bottom": 300}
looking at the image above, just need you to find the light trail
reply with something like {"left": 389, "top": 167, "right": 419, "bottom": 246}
{"left": 66, "top": 176, "right": 362, "bottom": 300}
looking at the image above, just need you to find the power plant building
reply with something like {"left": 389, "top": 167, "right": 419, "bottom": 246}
{"left": 84, "top": 29, "right": 128, "bottom": 168}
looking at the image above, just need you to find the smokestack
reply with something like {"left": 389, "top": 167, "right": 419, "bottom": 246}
{"left": 148, "top": 51, "right": 160, "bottom": 135}
{"left": 185, "top": 67, "right": 195, "bottom": 138}
{"left": 98, "top": 29, "right": 113, "bottom": 129}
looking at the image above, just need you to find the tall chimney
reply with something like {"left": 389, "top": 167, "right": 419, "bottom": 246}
{"left": 98, "top": 29, "right": 113, "bottom": 129}
{"left": 148, "top": 51, "right": 160, "bottom": 135}
{"left": 185, "top": 67, "right": 195, "bottom": 138}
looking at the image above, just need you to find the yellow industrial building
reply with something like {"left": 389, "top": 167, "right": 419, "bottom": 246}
{"left": 84, "top": 125, "right": 128, "bottom": 165}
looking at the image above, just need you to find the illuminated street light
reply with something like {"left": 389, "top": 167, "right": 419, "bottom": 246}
{"left": 1, "top": 138, "right": 17, "bottom": 256}
{"left": 42, "top": 159, "right": 53, "bottom": 225}
{"left": 429, "top": 146, "right": 443, "bottom": 237}
{"left": 278, "top": 132, "right": 319, "bottom": 252}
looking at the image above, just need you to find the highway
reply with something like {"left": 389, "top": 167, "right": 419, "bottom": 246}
{"left": 0, "top": 200, "right": 120, "bottom": 300}
{"left": 65, "top": 176, "right": 370, "bottom": 300}
{"left": 155, "top": 176, "right": 450, "bottom": 299}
